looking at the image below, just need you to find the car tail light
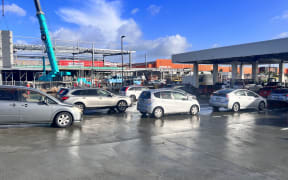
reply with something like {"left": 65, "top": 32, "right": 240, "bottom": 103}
{"left": 61, "top": 96, "right": 69, "bottom": 101}
{"left": 286, "top": 94, "right": 288, "bottom": 97}
{"left": 125, "top": 87, "right": 129, "bottom": 92}
{"left": 226, "top": 94, "right": 229, "bottom": 99}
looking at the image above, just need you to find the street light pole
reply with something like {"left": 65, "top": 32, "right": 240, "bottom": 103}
{"left": 121, "top": 35, "right": 125, "bottom": 86}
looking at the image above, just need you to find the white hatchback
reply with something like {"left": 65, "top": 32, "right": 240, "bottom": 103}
{"left": 137, "top": 89, "right": 200, "bottom": 118}
{"left": 120, "top": 86, "right": 149, "bottom": 101}
{"left": 209, "top": 89, "right": 266, "bottom": 112}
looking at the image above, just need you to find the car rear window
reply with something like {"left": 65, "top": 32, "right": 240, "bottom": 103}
{"left": 213, "top": 89, "right": 233, "bottom": 97}
{"left": 139, "top": 91, "right": 151, "bottom": 99}
{"left": 271, "top": 89, "right": 288, "bottom": 93}
{"left": 59, "top": 89, "right": 69, "bottom": 97}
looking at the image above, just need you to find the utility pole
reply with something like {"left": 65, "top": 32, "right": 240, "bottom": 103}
{"left": 145, "top": 53, "right": 147, "bottom": 70}
{"left": 121, "top": 35, "right": 125, "bottom": 86}
{"left": 91, "top": 42, "right": 94, "bottom": 87}
{"left": 2, "top": 0, "right": 4, "bottom": 16}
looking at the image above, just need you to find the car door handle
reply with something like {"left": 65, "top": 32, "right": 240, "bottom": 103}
{"left": 21, "top": 104, "right": 28, "bottom": 107}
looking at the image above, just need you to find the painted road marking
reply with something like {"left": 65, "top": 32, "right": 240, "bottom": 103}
{"left": 281, "top": 128, "right": 288, "bottom": 131}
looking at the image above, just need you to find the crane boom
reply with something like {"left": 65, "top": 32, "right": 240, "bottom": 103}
{"left": 34, "top": 0, "right": 68, "bottom": 81}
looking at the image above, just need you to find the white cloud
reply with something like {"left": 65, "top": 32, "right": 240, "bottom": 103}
{"left": 212, "top": 43, "right": 220, "bottom": 48}
{"left": 272, "top": 11, "right": 288, "bottom": 21}
{"left": 147, "top": 5, "right": 161, "bottom": 16}
{"left": 0, "top": 3, "right": 26, "bottom": 16}
{"left": 15, "top": 40, "right": 28, "bottom": 44}
{"left": 53, "top": 0, "right": 190, "bottom": 60}
{"left": 131, "top": 8, "right": 139, "bottom": 15}
{"left": 274, "top": 32, "right": 288, "bottom": 39}
{"left": 130, "top": 35, "right": 190, "bottom": 58}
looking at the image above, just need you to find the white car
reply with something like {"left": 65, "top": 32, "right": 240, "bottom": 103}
{"left": 60, "top": 88, "right": 132, "bottom": 113}
{"left": 209, "top": 89, "right": 266, "bottom": 112}
{"left": 120, "top": 86, "right": 149, "bottom": 101}
{"left": 137, "top": 89, "right": 200, "bottom": 118}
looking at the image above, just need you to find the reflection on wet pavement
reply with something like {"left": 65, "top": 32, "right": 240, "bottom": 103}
{"left": 0, "top": 105, "right": 288, "bottom": 179}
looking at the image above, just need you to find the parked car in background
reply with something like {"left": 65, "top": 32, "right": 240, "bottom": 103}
{"left": 259, "top": 87, "right": 277, "bottom": 98}
{"left": 60, "top": 88, "right": 132, "bottom": 112}
{"left": 243, "top": 79, "right": 263, "bottom": 92}
{"left": 120, "top": 86, "right": 149, "bottom": 101}
{"left": 137, "top": 89, "right": 200, "bottom": 118}
{"left": 209, "top": 89, "right": 266, "bottom": 112}
{"left": 0, "top": 86, "right": 82, "bottom": 128}
{"left": 267, "top": 89, "right": 288, "bottom": 104}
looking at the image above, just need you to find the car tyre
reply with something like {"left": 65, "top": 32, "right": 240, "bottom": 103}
{"left": 153, "top": 107, "right": 164, "bottom": 119}
{"left": 258, "top": 101, "right": 265, "bottom": 111}
{"left": 117, "top": 100, "right": 128, "bottom": 113}
{"left": 75, "top": 102, "right": 85, "bottom": 112}
{"left": 232, "top": 103, "right": 240, "bottom": 112}
{"left": 190, "top": 105, "right": 199, "bottom": 115}
{"left": 54, "top": 112, "right": 73, "bottom": 128}
{"left": 212, "top": 106, "right": 219, "bottom": 112}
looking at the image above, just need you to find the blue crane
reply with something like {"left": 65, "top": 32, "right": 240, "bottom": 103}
{"left": 34, "top": 0, "right": 70, "bottom": 81}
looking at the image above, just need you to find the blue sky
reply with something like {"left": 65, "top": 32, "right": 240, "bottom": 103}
{"left": 1, "top": 0, "right": 288, "bottom": 62}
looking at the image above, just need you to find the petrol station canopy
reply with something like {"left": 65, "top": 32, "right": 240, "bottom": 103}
{"left": 172, "top": 38, "right": 288, "bottom": 64}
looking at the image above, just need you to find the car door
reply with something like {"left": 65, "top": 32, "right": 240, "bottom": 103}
{"left": 84, "top": 89, "right": 101, "bottom": 107}
{"left": 160, "top": 91, "right": 175, "bottom": 114}
{"left": 172, "top": 91, "right": 190, "bottom": 113}
{"left": 97, "top": 89, "right": 115, "bottom": 107}
{"left": 246, "top": 90, "right": 259, "bottom": 108}
{"left": 234, "top": 90, "right": 249, "bottom": 109}
{"left": 18, "top": 90, "right": 53, "bottom": 123}
{"left": 0, "top": 88, "right": 20, "bottom": 123}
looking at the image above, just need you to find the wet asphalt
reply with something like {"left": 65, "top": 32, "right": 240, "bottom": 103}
{"left": 0, "top": 101, "right": 288, "bottom": 180}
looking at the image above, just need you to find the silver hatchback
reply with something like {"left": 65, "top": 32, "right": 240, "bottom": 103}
{"left": 0, "top": 86, "right": 83, "bottom": 128}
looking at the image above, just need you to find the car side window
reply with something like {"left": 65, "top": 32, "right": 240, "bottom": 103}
{"left": 20, "top": 90, "right": 46, "bottom": 103}
{"left": 72, "top": 90, "right": 83, "bottom": 96}
{"left": 247, "top": 91, "right": 258, "bottom": 97}
{"left": 154, "top": 92, "right": 161, "bottom": 98}
{"left": 172, "top": 92, "right": 187, "bottom": 100}
{"left": 97, "top": 89, "right": 111, "bottom": 97}
{"left": 129, "top": 87, "right": 136, "bottom": 91}
{"left": 47, "top": 98, "right": 57, "bottom": 104}
{"left": 161, "top": 91, "right": 172, "bottom": 99}
{"left": 85, "top": 89, "right": 98, "bottom": 96}
{"left": 0, "top": 88, "right": 17, "bottom": 101}
{"left": 235, "top": 90, "right": 246, "bottom": 96}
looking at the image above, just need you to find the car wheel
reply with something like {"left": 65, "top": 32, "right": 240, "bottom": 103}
{"left": 54, "top": 112, "right": 73, "bottom": 128}
{"left": 190, "top": 105, "right": 199, "bottom": 115}
{"left": 130, "top": 95, "right": 136, "bottom": 102}
{"left": 75, "top": 102, "right": 85, "bottom": 112}
{"left": 117, "top": 100, "right": 128, "bottom": 113}
{"left": 232, "top": 103, "right": 240, "bottom": 112}
{"left": 212, "top": 106, "right": 219, "bottom": 112}
{"left": 258, "top": 101, "right": 265, "bottom": 111}
{"left": 153, "top": 107, "right": 164, "bottom": 119}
